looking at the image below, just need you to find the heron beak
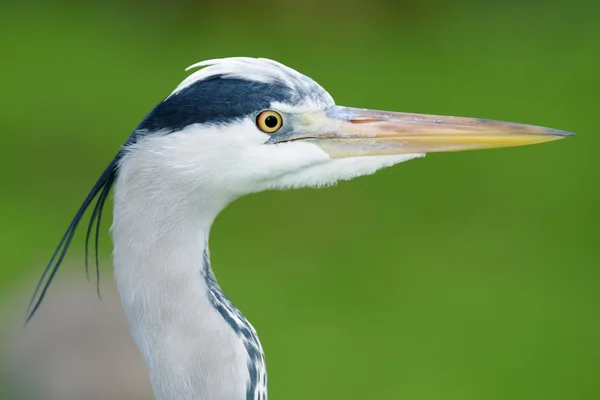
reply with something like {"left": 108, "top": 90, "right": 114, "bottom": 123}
{"left": 291, "top": 105, "right": 573, "bottom": 157}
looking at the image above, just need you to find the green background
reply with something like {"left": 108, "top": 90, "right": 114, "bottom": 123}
{"left": 1, "top": 1, "right": 598, "bottom": 399}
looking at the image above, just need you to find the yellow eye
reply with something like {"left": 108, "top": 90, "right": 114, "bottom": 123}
{"left": 256, "top": 110, "right": 283, "bottom": 134}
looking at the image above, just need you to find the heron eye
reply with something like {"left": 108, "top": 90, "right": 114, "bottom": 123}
{"left": 256, "top": 110, "right": 283, "bottom": 134}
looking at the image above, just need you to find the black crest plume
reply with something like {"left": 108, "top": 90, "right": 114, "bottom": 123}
{"left": 25, "top": 157, "right": 119, "bottom": 323}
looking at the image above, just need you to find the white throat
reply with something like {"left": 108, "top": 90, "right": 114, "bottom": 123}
{"left": 111, "top": 148, "right": 267, "bottom": 400}
{"left": 107, "top": 115, "right": 420, "bottom": 400}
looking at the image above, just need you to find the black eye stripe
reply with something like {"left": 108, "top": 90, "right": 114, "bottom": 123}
{"left": 136, "top": 76, "right": 292, "bottom": 133}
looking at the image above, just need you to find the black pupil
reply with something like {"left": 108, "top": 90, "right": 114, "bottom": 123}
{"left": 264, "top": 115, "right": 278, "bottom": 128}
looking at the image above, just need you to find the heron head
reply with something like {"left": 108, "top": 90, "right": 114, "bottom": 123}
{"left": 26, "top": 57, "right": 573, "bottom": 323}
{"left": 120, "top": 57, "right": 571, "bottom": 199}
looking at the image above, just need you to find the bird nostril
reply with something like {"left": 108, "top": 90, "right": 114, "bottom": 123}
{"left": 349, "top": 117, "right": 380, "bottom": 124}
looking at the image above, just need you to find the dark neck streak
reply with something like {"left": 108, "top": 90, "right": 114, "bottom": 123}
{"left": 201, "top": 244, "right": 268, "bottom": 400}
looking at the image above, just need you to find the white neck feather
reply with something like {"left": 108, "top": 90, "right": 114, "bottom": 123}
{"left": 111, "top": 147, "right": 266, "bottom": 400}
{"left": 106, "top": 120, "right": 418, "bottom": 400}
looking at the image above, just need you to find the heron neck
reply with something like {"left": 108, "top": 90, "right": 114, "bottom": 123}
{"left": 111, "top": 172, "right": 266, "bottom": 400}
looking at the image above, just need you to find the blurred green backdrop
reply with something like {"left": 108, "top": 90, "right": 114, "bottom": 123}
{"left": 1, "top": 0, "right": 598, "bottom": 399}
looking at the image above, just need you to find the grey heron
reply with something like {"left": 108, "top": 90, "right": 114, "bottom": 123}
{"left": 26, "top": 57, "right": 572, "bottom": 400}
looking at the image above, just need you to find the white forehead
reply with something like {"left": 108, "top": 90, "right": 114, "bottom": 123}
{"left": 171, "top": 57, "right": 335, "bottom": 110}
